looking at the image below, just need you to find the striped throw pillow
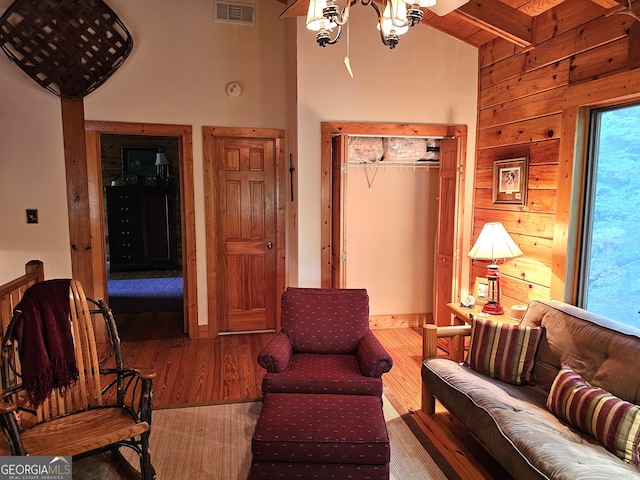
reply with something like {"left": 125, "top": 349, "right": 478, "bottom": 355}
{"left": 547, "top": 363, "right": 640, "bottom": 466}
{"left": 466, "top": 318, "right": 542, "bottom": 385}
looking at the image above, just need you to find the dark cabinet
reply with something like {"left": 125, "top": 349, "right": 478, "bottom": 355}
{"left": 106, "top": 185, "right": 176, "bottom": 272}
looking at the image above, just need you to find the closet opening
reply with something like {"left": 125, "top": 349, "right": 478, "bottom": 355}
{"left": 321, "top": 122, "right": 467, "bottom": 328}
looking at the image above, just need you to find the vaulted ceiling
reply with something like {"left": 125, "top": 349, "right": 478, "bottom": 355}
{"left": 276, "top": 0, "right": 634, "bottom": 48}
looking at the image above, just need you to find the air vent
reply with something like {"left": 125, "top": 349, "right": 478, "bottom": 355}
{"left": 214, "top": 1, "right": 255, "bottom": 25}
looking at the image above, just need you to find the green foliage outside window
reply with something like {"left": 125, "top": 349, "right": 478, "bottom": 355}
{"left": 584, "top": 103, "right": 640, "bottom": 328}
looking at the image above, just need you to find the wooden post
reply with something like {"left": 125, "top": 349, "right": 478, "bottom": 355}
{"left": 422, "top": 323, "right": 472, "bottom": 414}
{"left": 422, "top": 324, "right": 438, "bottom": 360}
{"left": 422, "top": 324, "right": 438, "bottom": 414}
{"left": 25, "top": 260, "right": 44, "bottom": 283}
{"left": 61, "top": 98, "right": 95, "bottom": 297}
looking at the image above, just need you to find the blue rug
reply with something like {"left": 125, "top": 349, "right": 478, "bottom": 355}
{"left": 108, "top": 277, "right": 183, "bottom": 313}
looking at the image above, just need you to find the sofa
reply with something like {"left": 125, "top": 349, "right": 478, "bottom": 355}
{"left": 422, "top": 299, "right": 640, "bottom": 480}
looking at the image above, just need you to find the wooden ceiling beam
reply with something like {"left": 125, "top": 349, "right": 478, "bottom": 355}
{"left": 590, "top": 0, "right": 620, "bottom": 7}
{"left": 453, "top": 0, "right": 533, "bottom": 47}
{"left": 280, "top": 0, "right": 309, "bottom": 18}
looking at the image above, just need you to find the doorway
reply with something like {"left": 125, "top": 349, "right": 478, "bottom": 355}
{"left": 100, "top": 134, "right": 183, "bottom": 316}
{"left": 320, "top": 122, "right": 467, "bottom": 327}
{"left": 85, "top": 121, "right": 198, "bottom": 338}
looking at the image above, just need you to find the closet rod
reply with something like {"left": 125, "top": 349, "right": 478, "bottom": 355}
{"left": 342, "top": 161, "right": 439, "bottom": 171}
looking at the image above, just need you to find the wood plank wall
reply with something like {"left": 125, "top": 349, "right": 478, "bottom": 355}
{"left": 472, "top": 0, "right": 640, "bottom": 307}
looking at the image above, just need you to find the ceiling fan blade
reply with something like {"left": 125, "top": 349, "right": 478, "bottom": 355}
{"left": 280, "top": 0, "right": 310, "bottom": 18}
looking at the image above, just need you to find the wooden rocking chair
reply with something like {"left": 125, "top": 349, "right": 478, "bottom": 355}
{"left": 0, "top": 279, "right": 156, "bottom": 480}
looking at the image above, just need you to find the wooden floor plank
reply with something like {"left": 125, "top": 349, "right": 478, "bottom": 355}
{"left": 184, "top": 337, "right": 213, "bottom": 404}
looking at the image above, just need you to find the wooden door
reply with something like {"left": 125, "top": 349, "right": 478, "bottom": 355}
{"left": 204, "top": 128, "right": 285, "bottom": 335}
{"left": 434, "top": 139, "right": 458, "bottom": 326}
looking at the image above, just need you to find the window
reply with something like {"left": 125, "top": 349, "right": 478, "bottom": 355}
{"left": 578, "top": 102, "right": 640, "bottom": 328}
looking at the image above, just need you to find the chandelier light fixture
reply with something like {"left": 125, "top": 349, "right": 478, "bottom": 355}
{"left": 306, "top": 0, "right": 436, "bottom": 49}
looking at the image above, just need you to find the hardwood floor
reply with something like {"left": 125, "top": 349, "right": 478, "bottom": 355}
{"left": 115, "top": 311, "right": 510, "bottom": 479}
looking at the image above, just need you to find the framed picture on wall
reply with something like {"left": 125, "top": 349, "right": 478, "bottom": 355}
{"left": 122, "top": 146, "right": 163, "bottom": 182}
{"left": 492, "top": 156, "right": 528, "bottom": 205}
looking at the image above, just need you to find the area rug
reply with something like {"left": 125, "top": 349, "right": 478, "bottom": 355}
{"left": 72, "top": 396, "right": 452, "bottom": 479}
{"left": 108, "top": 277, "right": 183, "bottom": 313}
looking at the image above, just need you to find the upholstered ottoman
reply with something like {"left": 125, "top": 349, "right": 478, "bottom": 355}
{"left": 250, "top": 393, "right": 390, "bottom": 479}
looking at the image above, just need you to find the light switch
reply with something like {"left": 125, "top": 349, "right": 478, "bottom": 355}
{"left": 26, "top": 209, "right": 38, "bottom": 224}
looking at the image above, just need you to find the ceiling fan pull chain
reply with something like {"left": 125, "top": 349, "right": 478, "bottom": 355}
{"left": 344, "top": 22, "right": 354, "bottom": 78}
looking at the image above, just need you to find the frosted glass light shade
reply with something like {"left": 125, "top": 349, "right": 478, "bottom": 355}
{"left": 307, "top": 0, "right": 337, "bottom": 31}
{"left": 468, "top": 222, "right": 523, "bottom": 262}
{"left": 378, "top": 0, "right": 409, "bottom": 36}
{"left": 404, "top": 0, "right": 436, "bottom": 7}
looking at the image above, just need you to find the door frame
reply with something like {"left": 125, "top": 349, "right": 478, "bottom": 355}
{"left": 320, "top": 122, "right": 468, "bottom": 295}
{"left": 203, "top": 126, "right": 286, "bottom": 337}
{"left": 84, "top": 121, "right": 198, "bottom": 338}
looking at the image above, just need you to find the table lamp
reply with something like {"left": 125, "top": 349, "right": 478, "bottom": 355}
{"left": 468, "top": 222, "right": 523, "bottom": 315}
{"left": 155, "top": 152, "right": 170, "bottom": 181}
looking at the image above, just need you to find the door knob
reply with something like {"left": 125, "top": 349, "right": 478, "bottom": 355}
{"left": 266, "top": 242, "right": 273, "bottom": 249}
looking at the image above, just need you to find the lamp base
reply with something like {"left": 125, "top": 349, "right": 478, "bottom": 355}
{"left": 482, "top": 301, "right": 504, "bottom": 315}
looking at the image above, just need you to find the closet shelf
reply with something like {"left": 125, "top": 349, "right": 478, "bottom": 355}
{"left": 342, "top": 160, "right": 439, "bottom": 170}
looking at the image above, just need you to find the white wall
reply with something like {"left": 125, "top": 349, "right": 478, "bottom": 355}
{"left": 0, "top": 0, "right": 477, "bottom": 326}
{"left": 0, "top": 1, "right": 289, "bottom": 328}
{"left": 295, "top": 7, "right": 478, "bottom": 287}
{"left": 0, "top": 0, "right": 71, "bottom": 281}
{"left": 82, "top": 1, "right": 289, "bottom": 324}
{"left": 345, "top": 166, "right": 439, "bottom": 315}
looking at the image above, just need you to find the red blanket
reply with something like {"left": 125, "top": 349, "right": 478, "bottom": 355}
{"left": 14, "top": 279, "right": 78, "bottom": 407}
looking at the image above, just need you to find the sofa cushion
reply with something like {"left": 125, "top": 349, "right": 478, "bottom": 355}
{"left": 261, "top": 354, "right": 383, "bottom": 396}
{"left": 547, "top": 362, "right": 640, "bottom": 466}
{"left": 466, "top": 318, "right": 542, "bottom": 385}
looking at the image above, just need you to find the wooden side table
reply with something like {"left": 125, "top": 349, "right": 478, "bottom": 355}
{"left": 422, "top": 303, "right": 517, "bottom": 363}
{"left": 446, "top": 302, "right": 517, "bottom": 326}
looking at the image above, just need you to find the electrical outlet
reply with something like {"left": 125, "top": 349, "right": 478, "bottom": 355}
{"left": 26, "top": 209, "right": 38, "bottom": 224}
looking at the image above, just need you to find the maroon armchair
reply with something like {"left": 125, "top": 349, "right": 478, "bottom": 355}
{"left": 257, "top": 287, "right": 393, "bottom": 396}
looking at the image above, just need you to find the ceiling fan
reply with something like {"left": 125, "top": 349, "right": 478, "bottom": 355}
{"left": 283, "top": 0, "right": 470, "bottom": 49}
{"left": 281, "top": 0, "right": 469, "bottom": 19}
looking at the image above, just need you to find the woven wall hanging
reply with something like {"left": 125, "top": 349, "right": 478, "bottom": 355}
{"left": 0, "top": 0, "right": 133, "bottom": 99}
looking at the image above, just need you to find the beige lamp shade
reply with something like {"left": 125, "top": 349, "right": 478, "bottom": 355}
{"left": 468, "top": 222, "right": 523, "bottom": 263}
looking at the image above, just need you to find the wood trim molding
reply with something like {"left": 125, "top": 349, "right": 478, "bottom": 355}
{"left": 553, "top": 70, "right": 640, "bottom": 301}
{"left": 83, "top": 121, "right": 198, "bottom": 338}
{"left": 551, "top": 106, "right": 588, "bottom": 301}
